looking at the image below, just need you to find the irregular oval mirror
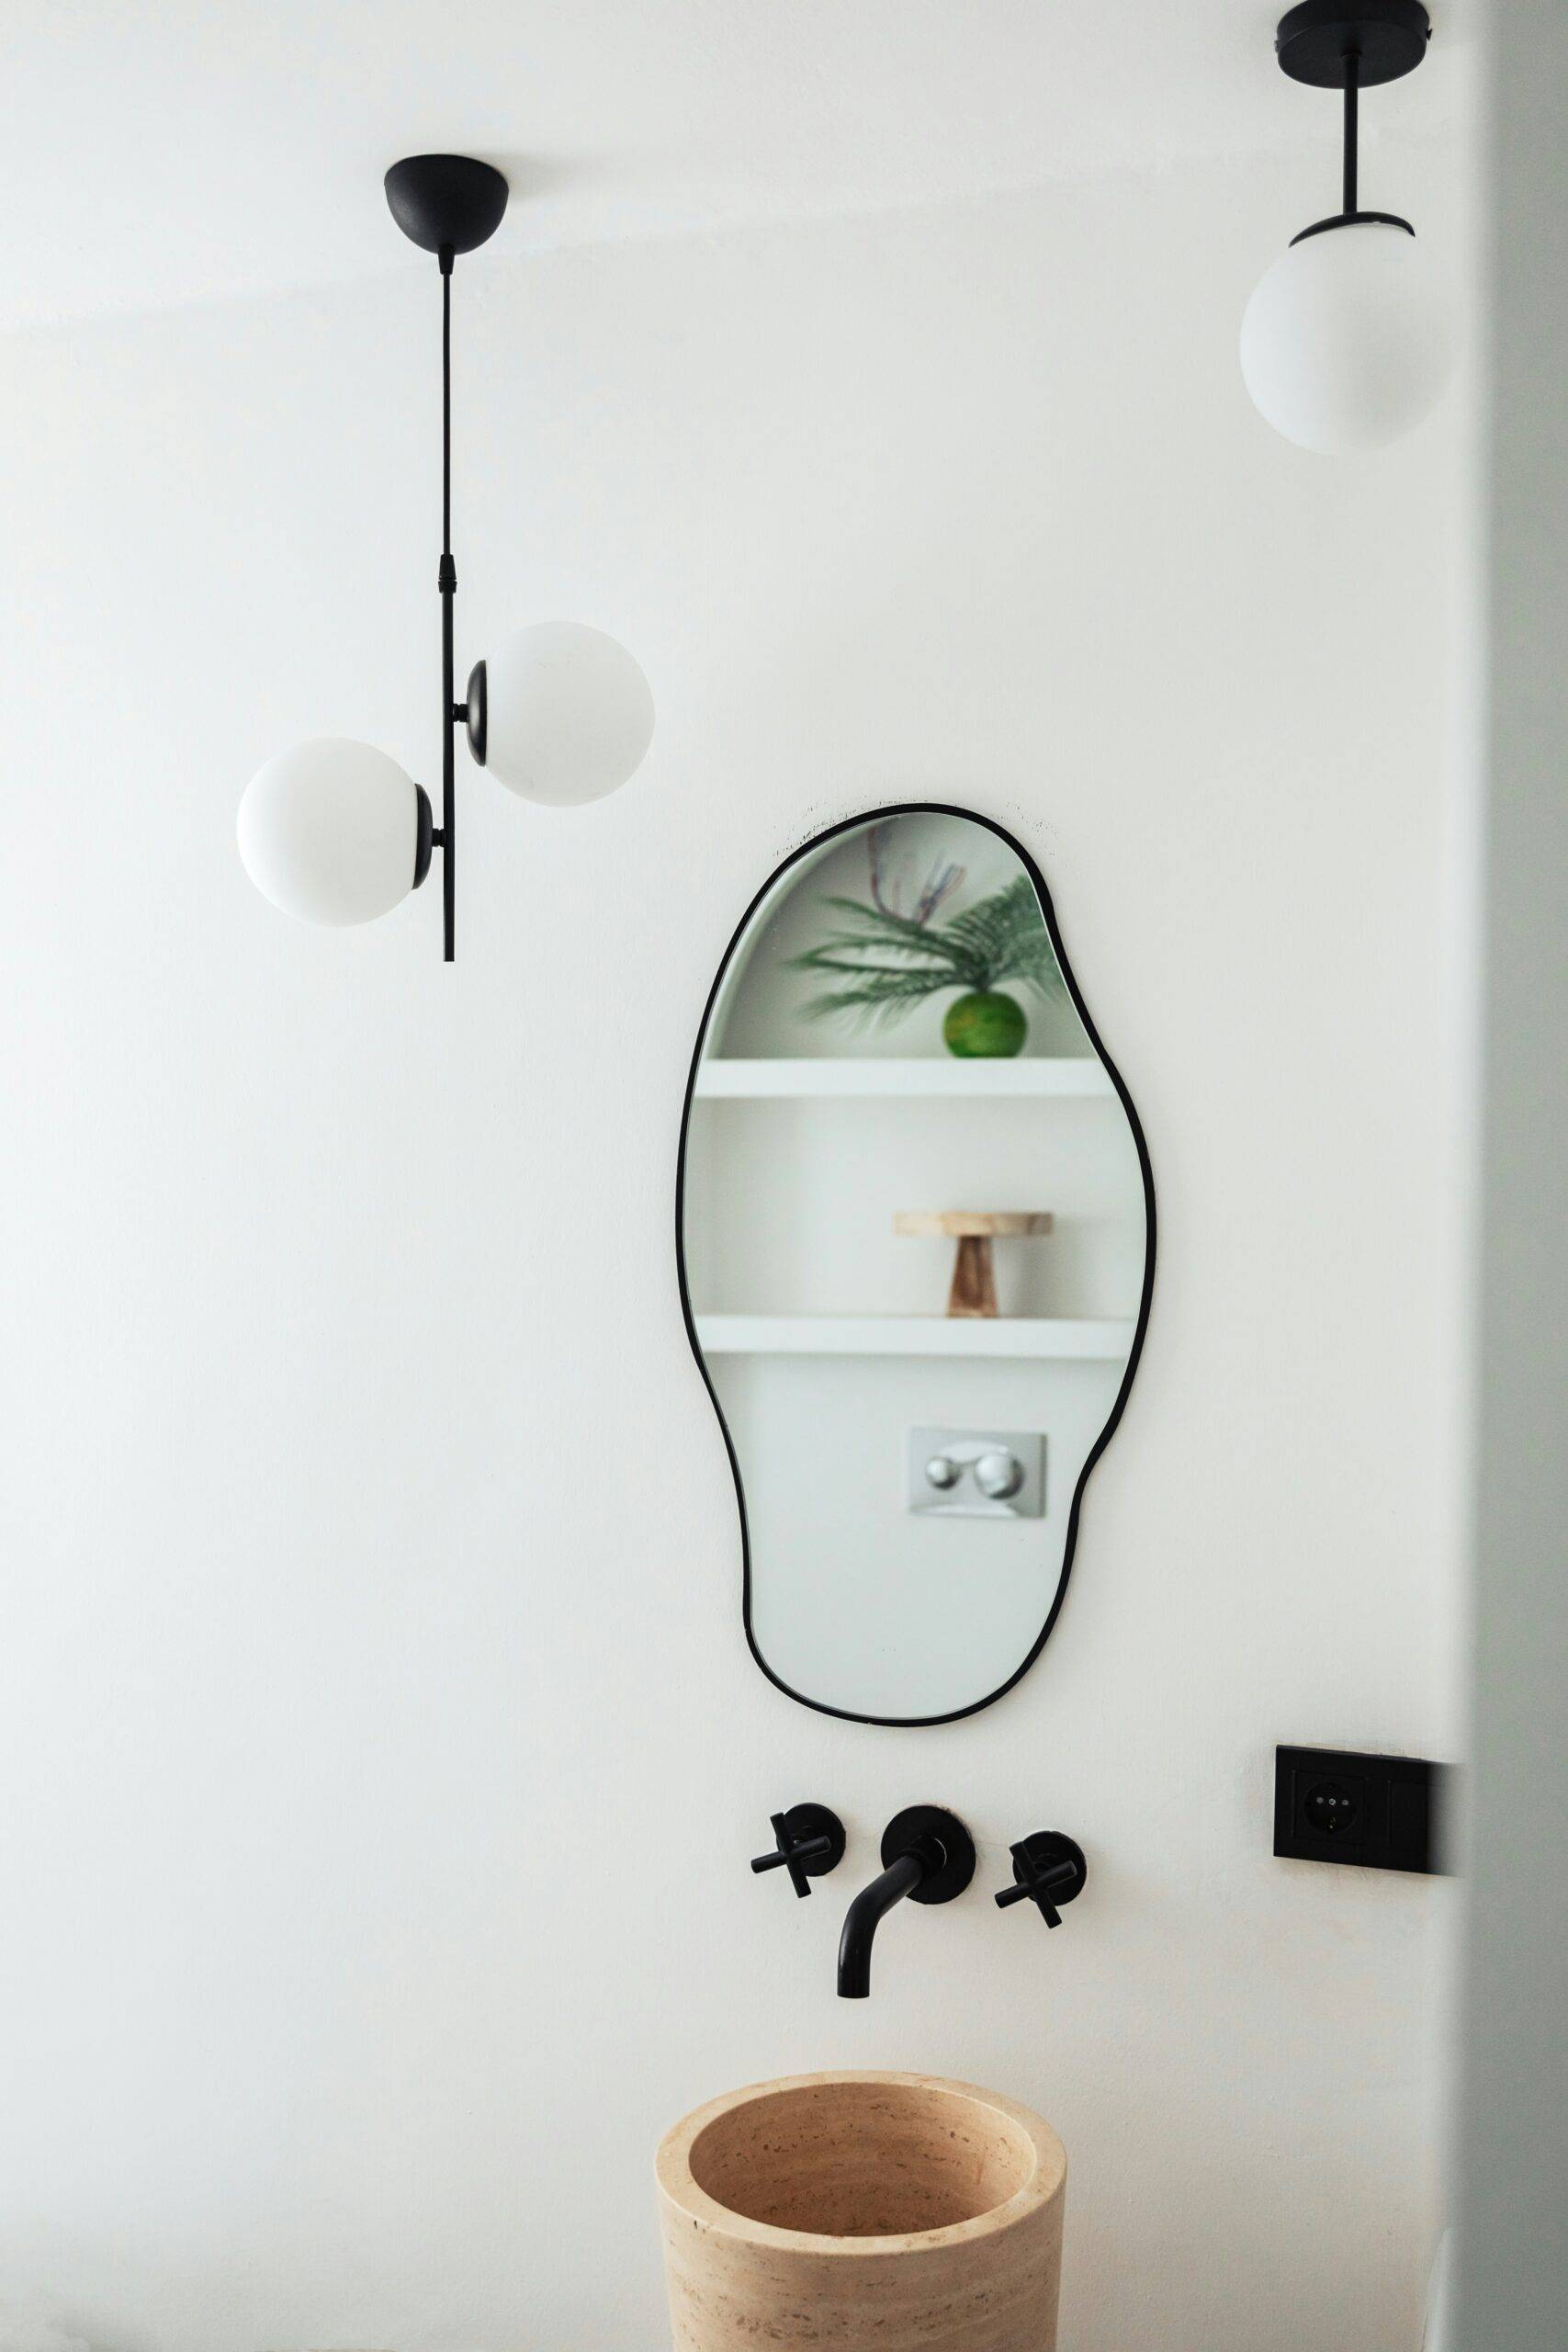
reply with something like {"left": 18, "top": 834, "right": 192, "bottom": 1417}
{"left": 678, "top": 807, "right": 1154, "bottom": 1724}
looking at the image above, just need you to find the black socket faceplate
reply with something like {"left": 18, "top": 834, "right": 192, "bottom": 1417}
{"left": 1274, "top": 1746, "right": 1448, "bottom": 1873}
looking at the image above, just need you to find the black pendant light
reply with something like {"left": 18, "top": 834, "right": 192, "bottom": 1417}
{"left": 238, "top": 156, "right": 654, "bottom": 959}
{"left": 1240, "top": 3, "right": 1454, "bottom": 453}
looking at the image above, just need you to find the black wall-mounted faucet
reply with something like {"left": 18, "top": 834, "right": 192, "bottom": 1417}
{"left": 837, "top": 1805, "right": 976, "bottom": 1997}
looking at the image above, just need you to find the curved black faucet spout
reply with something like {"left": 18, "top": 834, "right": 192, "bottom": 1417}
{"left": 836, "top": 1806, "right": 976, "bottom": 1999}
{"left": 837, "top": 1846, "right": 932, "bottom": 1998}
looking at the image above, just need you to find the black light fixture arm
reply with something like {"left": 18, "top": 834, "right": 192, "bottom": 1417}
{"left": 1292, "top": 39, "right": 1412, "bottom": 243}
{"left": 1273, "top": 0, "right": 1429, "bottom": 246}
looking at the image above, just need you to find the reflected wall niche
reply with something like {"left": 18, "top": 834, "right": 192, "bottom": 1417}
{"left": 677, "top": 807, "right": 1156, "bottom": 1726}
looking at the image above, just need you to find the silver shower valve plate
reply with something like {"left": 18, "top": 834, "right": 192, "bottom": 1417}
{"left": 906, "top": 1427, "right": 1045, "bottom": 1520}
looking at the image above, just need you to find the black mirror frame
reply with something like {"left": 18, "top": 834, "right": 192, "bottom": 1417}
{"left": 675, "top": 802, "right": 1157, "bottom": 1726}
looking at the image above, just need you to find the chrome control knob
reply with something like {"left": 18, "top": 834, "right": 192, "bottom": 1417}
{"left": 925, "top": 1454, "right": 961, "bottom": 1490}
{"left": 974, "top": 1449, "right": 1024, "bottom": 1500}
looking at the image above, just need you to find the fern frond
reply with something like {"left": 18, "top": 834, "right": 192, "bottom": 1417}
{"left": 784, "top": 872, "right": 1061, "bottom": 1031}
{"left": 794, "top": 901, "right": 975, "bottom": 975}
{"left": 942, "top": 877, "right": 1064, "bottom": 999}
{"left": 796, "top": 968, "right": 955, "bottom": 1028}
{"left": 792, "top": 933, "right": 965, "bottom": 973}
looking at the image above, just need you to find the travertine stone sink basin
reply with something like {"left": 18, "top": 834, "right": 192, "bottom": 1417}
{"left": 657, "top": 2070, "right": 1066, "bottom": 2350}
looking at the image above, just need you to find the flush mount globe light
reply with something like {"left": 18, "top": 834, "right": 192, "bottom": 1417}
{"left": 237, "top": 155, "right": 654, "bottom": 958}
{"left": 1241, "top": 2, "right": 1453, "bottom": 455}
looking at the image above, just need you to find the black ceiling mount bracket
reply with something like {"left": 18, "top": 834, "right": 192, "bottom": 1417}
{"left": 1275, "top": 0, "right": 1431, "bottom": 88}
{"left": 384, "top": 155, "right": 510, "bottom": 255}
{"left": 750, "top": 1804, "right": 847, "bottom": 1897}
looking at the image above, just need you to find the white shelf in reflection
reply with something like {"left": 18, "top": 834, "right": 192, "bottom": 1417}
{"left": 693, "top": 1057, "right": 1112, "bottom": 1099}
{"left": 693, "top": 1315, "right": 1135, "bottom": 1359}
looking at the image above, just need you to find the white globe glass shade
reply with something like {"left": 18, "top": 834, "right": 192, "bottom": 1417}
{"left": 1240, "top": 221, "right": 1452, "bottom": 455}
{"left": 482, "top": 621, "right": 654, "bottom": 806}
{"left": 238, "top": 738, "right": 420, "bottom": 926}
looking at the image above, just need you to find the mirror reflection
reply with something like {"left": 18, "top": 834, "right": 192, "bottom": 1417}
{"left": 678, "top": 807, "right": 1153, "bottom": 1724}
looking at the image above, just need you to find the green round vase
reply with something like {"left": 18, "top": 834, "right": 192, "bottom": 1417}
{"left": 942, "top": 990, "right": 1027, "bottom": 1057}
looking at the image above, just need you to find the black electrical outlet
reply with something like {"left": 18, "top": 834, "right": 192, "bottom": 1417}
{"left": 1273, "top": 1746, "right": 1448, "bottom": 1874}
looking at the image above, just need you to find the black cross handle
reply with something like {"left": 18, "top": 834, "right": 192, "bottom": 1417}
{"left": 995, "top": 1830, "right": 1089, "bottom": 1928}
{"left": 750, "top": 1804, "right": 848, "bottom": 1898}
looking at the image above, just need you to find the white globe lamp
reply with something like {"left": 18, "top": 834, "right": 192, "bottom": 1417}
{"left": 238, "top": 738, "right": 431, "bottom": 926}
{"left": 465, "top": 622, "right": 655, "bottom": 807}
{"left": 1241, "top": 220, "right": 1451, "bottom": 454}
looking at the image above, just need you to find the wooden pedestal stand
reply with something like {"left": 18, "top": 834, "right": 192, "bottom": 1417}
{"left": 894, "top": 1211, "right": 1054, "bottom": 1317}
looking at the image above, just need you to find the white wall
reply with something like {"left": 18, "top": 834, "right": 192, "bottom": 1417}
{"left": 0, "top": 148, "right": 1469, "bottom": 2352}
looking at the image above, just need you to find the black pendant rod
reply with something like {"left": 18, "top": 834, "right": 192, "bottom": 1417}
{"left": 438, "top": 246, "right": 457, "bottom": 963}
{"left": 1343, "top": 47, "right": 1359, "bottom": 216}
{"left": 383, "top": 154, "right": 510, "bottom": 963}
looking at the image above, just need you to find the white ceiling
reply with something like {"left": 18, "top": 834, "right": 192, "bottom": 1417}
{"left": 6, "top": 0, "right": 1472, "bottom": 333}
